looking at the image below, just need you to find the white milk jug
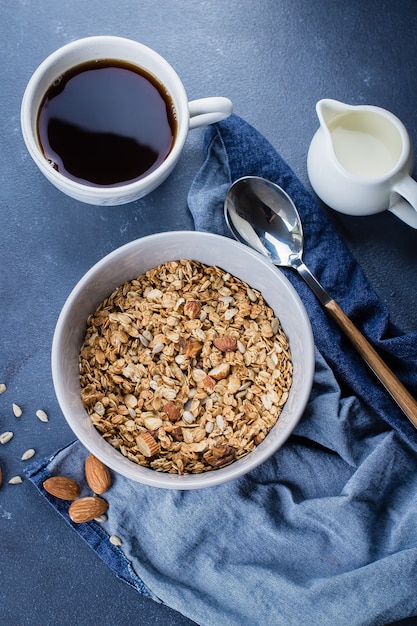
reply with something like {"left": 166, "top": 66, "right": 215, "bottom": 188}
{"left": 307, "top": 98, "right": 417, "bottom": 228}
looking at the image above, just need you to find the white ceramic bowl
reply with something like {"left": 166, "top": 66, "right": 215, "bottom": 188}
{"left": 52, "top": 231, "right": 314, "bottom": 489}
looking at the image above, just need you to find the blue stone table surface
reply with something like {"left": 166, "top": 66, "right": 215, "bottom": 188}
{"left": 1, "top": 1, "right": 417, "bottom": 625}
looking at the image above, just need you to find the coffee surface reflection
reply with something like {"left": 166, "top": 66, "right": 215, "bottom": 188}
{"left": 37, "top": 60, "right": 176, "bottom": 187}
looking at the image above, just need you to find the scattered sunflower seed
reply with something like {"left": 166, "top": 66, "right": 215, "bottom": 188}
{"left": 0, "top": 383, "right": 6, "bottom": 394}
{"left": 109, "top": 534, "right": 122, "bottom": 547}
{"left": 36, "top": 409, "right": 49, "bottom": 423}
{"left": 0, "top": 431, "right": 14, "bottom": 445}
{"left": 94, "top": 514, "right": 108, "bottom": 523}
{"left": 8, "top": 475, "right": 23, "bottom": 485}
{"left": 12, "top": 403, "right": 22, "bottom": 417}
{"left": 21, "top": 448, "right": 35, "bottom": 461}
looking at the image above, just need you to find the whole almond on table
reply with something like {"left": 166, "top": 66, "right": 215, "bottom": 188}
{"left": 68, "top": 496, "right": 108, "bottom": 523}
{"left": 85, "top": 454, "right": 112, "bottom": 494}
{"left": 43, "top": 476, "right": 80, "bottom": 500}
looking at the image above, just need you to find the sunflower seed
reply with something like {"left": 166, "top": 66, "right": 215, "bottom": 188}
{"left": 0, "top": 383, "right": 6, "bottom": 394}
{"left": 216, "top": 415, "right": 226, "bottom": 431}
{"left": 237, "top": 340, "right": 246, "bottom": 354}
{"left": 0, "top": 431, "right": 13, "bottom": 444}
{"left": 142, "top": 329, "right": 153, "bottom": 342}
{"left": 9, "top": 475, "right": 23, "bottom": 484}
{"left": 36, "top": 409, "right": 49, "bottom": 422}
{"left": 94, "top": 514, "right": 108, "bottom": 523}
{"left": 182, "top": 410, "right": 196, "bottom": 424}
{"left": 21, "top": 448, "right": 35, "bottom": 461}
{"left": 12, "top": 403, "right": 22, "bottom": 417}
{"left": 109, "top": 534, "right": 122, "bottom": 547}
{"left": 138, "top": 333, "right": 150, "bottom": 347}
{"left": 247, "top": 288, "right": 258, "bottom": 302}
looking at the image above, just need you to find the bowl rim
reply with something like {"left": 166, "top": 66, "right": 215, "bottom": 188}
{"left": 51, "top": 231, "right": 315, "bottom": 489}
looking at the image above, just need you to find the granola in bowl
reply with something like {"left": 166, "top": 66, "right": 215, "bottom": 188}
{"left": 79, "top": 259, "right": 293, "bottom": 474}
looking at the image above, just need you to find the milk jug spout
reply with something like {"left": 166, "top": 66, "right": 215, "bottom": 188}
{"left": 316, "top": 98, "right": 350, "bottom": 134}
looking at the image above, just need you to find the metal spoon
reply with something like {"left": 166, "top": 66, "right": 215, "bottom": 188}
{"left": 224, "top": 175, "right": 417, "bottom": 429}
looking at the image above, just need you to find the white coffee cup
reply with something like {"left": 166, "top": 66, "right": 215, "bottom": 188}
{"left": 307, "top": 99, "right": 417, "bottom": 228}
{"left": 21, "top": 36, "right": 233, "bottom": 206}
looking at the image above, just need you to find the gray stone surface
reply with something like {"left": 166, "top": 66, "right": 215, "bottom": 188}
{"left": 1, "top": 1, "right": 416, "bottom": 624}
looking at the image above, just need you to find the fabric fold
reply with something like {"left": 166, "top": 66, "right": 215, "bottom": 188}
{"left": 25, "top": 114, "right": 417, "bottom": 626}
{"left": 188, "top": 114, "right": 417, "bottom": 445}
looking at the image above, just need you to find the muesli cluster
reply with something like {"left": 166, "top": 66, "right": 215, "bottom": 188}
{"left": 79, "top": 259, "right": 292, "bottom": 474}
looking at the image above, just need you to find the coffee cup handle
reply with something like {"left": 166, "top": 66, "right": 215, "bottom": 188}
{"left": 188, "top": 97, "right": 233, "bottom": 130}
{"left": 389, "top": 176, "right": 417, "bottom": 228}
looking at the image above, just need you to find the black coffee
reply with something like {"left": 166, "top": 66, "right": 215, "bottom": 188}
{"left": 37, "top": 60, "right": 177, "bottom": 186}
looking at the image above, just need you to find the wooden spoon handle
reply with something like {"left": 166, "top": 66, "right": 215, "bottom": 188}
{"left": 325, "top": 299, "right": 417, "bottom": 429}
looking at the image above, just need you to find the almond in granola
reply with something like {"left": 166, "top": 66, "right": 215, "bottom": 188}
{"left": 79, "top": 259, "right": 293, "bottom": 475}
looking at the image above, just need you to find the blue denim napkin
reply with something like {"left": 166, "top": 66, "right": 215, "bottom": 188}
{"left": 25, "top": 115, "right": 417, "bottom": 626}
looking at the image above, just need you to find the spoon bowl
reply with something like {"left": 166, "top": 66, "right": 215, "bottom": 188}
{"left": 225, "top": 176, "right": 303, "bottom": 266}
{"left": 224, "top": 176, "right": 417, "bottom": 429}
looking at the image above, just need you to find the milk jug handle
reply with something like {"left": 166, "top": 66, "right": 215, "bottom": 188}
{"left": 389, "top": 176, "right": 417, "bottom": 229}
